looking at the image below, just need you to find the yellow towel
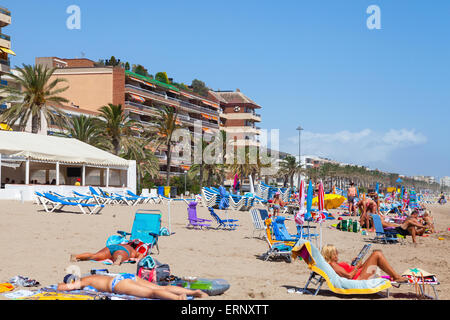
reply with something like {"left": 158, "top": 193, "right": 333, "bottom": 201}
{"left": 0, "top": 283, "right": 14, "bottom": 293}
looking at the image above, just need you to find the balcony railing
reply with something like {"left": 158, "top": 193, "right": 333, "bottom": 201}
{"left": 125, "top": 100, "right": 219, "bottom": 130}
{"left": 0, "top": 33, "right": 10, "bottom": 41}
{"left": 125, "top": 83, "right": 219, "bottom": 117}
{"left": 0, "top": 8, "right": 11, "bottom": 16}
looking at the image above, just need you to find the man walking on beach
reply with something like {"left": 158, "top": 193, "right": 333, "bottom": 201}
{"left": 347, "top": 182, "right": 357, "bottom": 216}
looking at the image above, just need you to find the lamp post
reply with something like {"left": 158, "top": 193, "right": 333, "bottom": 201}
{"left": 184, "top": 170, "right": 187, "bottom": 196}
{"left": 296, "top": 125, "right": 303, "bottom": 190}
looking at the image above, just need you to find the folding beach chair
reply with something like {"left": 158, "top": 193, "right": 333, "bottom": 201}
{"left": 260, "top": 219, "right": 295, "bottom": 263}
{"left": 208, "top": 207, "right": 239, "bottom": 230}
{"left": 250, "top": 208, "right": 265, "bottom": 238}
{"left": 258, "top": 209, "right": 269, "bottom": 221}
{"left": 39, "top": 192, "right": 104, "bottom": 215}
{"left": 186, "top": 201, "right": 212, "bottom": 230}
{"left": 117, "top": 209, "right": 162, "bottom": 254}
{"left": 370, "top": 214, "right": 400, "bottom": 244}
{"left": 272, "top": 216, "right": 301, "bottom": 242}
{"left": 291, "top": 240, "right": 392, "bottom": 296}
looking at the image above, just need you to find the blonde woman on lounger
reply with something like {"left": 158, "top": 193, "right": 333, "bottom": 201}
{"left": 58, "top": 273, "right": 208, "bottom": 300}
{"left": 70, "top": 241, "right": 143, "bottom": 265}
{"left": 321, "top": 245, "right": 408, "bottom": 282}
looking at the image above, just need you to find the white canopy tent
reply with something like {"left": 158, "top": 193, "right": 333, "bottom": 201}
{"left": 0, "top": 131, "right": 136, "bottom": 201}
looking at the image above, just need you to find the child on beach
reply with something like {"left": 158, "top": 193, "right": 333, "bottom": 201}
{"left": 57, "top": 274, "right": 208, "bottom": 300}
{"left": 421, "top": 210, "right": 436, "bottom": 233}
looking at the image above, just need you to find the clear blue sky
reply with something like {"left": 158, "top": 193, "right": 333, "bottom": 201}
{"left": 3, "top": 0, "right": 449, "bottom": 179}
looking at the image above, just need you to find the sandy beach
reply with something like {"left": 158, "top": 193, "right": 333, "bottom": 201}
{"left": 0, "top": 200, "right": 449, "bottom": 300}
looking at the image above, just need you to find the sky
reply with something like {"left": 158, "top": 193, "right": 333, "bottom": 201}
{"left": 2, "top": 0, "right": 449, "bottom": 179}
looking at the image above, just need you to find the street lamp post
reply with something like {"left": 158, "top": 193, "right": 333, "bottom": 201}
{"left": 184, "top": 170, "right": 187, "bottom": 196}
{"left": 296, "top": 126, "right": 303, "bottom": 190}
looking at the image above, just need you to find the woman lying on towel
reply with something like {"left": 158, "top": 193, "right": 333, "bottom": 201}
{"left": 70, "top": 240, "right": 144, "bottom": 265}
{"left": 58, "top": 273, "right": 208, "bottom": 300}
{"left": 321, "top": 245, "right": 408, "bottom": 282}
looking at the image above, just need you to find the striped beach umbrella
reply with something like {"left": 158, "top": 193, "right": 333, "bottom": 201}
{"left": 295, "top": 179, "right": 306, "bottom": 225}
{"left": 317, "top": 181, "right": 326, "bottom": 251}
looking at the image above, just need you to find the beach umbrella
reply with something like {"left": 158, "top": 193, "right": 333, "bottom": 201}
{"left": 249, "top": 174, "right": 255, "bottom": 194}
{"left": 306, "top": 180, "right": 313, "bottom": 219}
{"left": 312, "top": 194, "right": 346, "bottom": 209}
{"left": 233, "top": 174, "right": 239, "bottom": 193}
{"left": 295, "top": 179, "right": 306, "bottom": 226}
{"left": 316, "top": 181, "right": 326, "bottom": 250}
{"left": 376, "top": 183, "right": 379, "bottom": 194}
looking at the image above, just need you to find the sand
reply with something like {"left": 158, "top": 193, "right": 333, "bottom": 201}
{"left": 0, "top": 199, "right": 449, "bottom": 300}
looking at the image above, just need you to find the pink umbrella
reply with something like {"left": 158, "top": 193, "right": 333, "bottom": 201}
{"left": 233, "top": 174, "right": 238, "bottom": 191}
{"left": 295, "top": 179, "right": 306, "bottom": 225}
{"left": 317, "top": 181, "right": 326, "bottom": 250}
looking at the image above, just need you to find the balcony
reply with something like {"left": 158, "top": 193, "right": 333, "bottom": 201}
{"left": 222, "top": 126, "right": 261, "bottom": 135}
{"left": 0, "top": 58, "right": 10, "bottom": 73}
{"left": 125, "top": 83, "right": 219, "bottom": 118}
{"left": 220, "top": 112, "right": 261, "bottom": 122}
{"left": 125, "top": 100, "right": 219, "bottom": 130}
{"left": 0, "top": 33, "right": 10, "bottom": 49}
{"left": 0, "top": 7, "right": 11, "bottom": 28}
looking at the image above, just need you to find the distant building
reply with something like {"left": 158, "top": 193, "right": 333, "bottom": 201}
{"left": 210, "top": 89, "right": 261, "bottom": 148}
{"left": 441, "top": 176, "right": 450, "bottom": 187}
{"left": 0, "top": 6, "right": 14, "bottom": 117}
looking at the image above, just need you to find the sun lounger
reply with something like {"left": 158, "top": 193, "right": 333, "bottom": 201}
{"left": 39, "top": 192, "right": 104, "bottom": 215}
{"left": 291, "top": 239, "right": 392, "bottom": 296}
{"left": 117, "top": 209, "right": 162, "bottom": 254}
{"left": 186, "top": 201, "right": 212, "bottom": 229}
{"left": 229, "top": 194, "right": 245, "bottom": 211}
{"left": 208, "top": 207, "right": 239, "bottom": 230}
{"left": 50, "top": 191, "right": 92, "bottom": 204}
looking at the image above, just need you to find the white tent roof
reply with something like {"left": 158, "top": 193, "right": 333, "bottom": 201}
{"left": 0, "top": 131, "right": 130, "bottom": 167}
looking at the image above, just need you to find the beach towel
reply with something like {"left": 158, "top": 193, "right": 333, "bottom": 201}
{"left": 0, "top": 283, "right": 14, "bottom": 293}
{"left": 292, "top": 239, "right": 391, "bottom": 295}
{"left": 3, "top": 289, "right": 36, "bottom": 299}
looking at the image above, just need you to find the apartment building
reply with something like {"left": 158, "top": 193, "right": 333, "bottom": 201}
{"left": 0, "top": 6, "right": 14, "bottom": 118}
{"left": 34, "top": 56, "right": 221, "bottom": 176}
{"left": 210, "top": 89, "right": 261, "bottom": 147}
{"left": 441, "top": 176, "right": 450, "bottom": 188}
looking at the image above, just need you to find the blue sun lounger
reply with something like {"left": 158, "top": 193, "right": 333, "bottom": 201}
{"left": 38, "top": 192, "right": 104, "bottom": 214}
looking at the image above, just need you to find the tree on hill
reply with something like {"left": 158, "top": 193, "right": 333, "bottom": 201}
{"left": 191, "top": 79, "right": 209, "bottom": 97}
{"left": 132, "top": 64, "right": 151, "bottom": 78}
{"left": 155, "top": 72, "right": 170, "bottom": 84}
{"left": 105, "top": 56, "right": 121, "bottom": 66}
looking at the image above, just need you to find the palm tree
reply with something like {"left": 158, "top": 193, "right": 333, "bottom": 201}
{"left": 64, "top": 114, "right": 108, "bottom": 148}
{"left": 96, "top": 104, "right": 141, "bottom": 155}
{"left": 0, "top": 64, "right": 69, "bottom": 133}
{"left": 279, "top": 155, "right": 299, "bottom": 188}
{"left": 152, "top": 106, "right": 182, "bottom": 186}
{"left": 121, "top": 134, "right": 159, "bottom": 192}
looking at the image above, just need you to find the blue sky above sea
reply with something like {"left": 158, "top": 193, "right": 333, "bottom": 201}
{"left": 3, "top": 0, "right": 449, "bottom": 179}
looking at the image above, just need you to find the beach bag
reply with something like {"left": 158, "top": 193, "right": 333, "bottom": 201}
{"left": 136, "top": 256, "right": 171, "bottom": 284}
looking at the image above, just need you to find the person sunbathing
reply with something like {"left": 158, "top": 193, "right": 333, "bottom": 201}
{"left": 70, "top": 240, "right": 143, "bottom": 265}
{"left": 321, "top": 244, "right": 408, "bottom": 282}
{"left": 57, "top": 273, "right": 208, "bottom": 300}
{"left": 394, "top": 210, "right": 426, "bottom": 243}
